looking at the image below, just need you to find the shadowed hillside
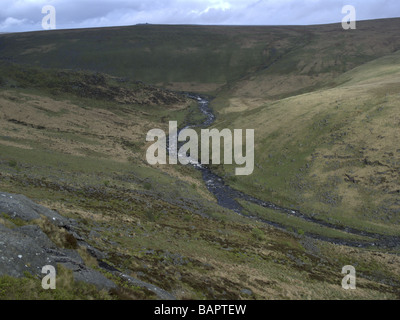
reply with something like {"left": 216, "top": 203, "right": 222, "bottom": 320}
{"left": 1, "top": 18, "right": 400, "bottom": 95}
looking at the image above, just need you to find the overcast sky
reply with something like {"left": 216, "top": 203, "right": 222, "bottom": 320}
{"left": 1, "top": 0, "right": 399, "bottom": 33}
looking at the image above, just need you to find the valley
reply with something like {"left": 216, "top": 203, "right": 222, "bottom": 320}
{"left": 0, "top": 18, "right": 399, "bottom": 300}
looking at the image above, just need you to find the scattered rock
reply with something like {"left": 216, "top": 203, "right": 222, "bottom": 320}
{"left": 240, "top": 288, "right": 253, "bottom": 296}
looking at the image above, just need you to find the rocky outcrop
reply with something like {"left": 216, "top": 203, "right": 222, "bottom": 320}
{"left": 0, "top": 191, "right": 116, "bottom": 289}
{"left": 0, "top": 192, "right": 68, "bottom": 223}
{"left": 0, "top": 191, "right": 176, "bottom": 299}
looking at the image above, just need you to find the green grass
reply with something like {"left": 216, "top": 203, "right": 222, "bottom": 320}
{"left": 239, "top": 201, "right": 373, "bottom": 242}
{"left": 0, "top": 266, "right": 113, "bottom": 300}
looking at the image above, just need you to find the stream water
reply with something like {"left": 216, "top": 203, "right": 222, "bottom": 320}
{"left": 169, "top": 93, "right": 399, "bottom": 249}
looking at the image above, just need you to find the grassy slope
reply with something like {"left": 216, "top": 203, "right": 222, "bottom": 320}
{"left": 0, "top": 19, "right": 399, "bottom": 299}
{"left": 212, "top": 48, "right": 400, "bottom": 238}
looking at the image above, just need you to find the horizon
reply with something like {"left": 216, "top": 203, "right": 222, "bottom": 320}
{"left": 1, "top": 0, "right": 400, "bottom": 33}
{"left": 2, "top": 16, "right": 400, "bottom": 35}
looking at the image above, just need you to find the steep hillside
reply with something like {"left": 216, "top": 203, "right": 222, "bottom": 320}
{"left": 211, "top": 49, "right": 400, "bottom": 241}
{"left": 1, "top": 18, "right": 400, "bottom": 95}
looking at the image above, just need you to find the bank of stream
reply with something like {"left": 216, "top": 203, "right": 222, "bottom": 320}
{"left": 172, "top": 93, "right": 400, "bottom": 250}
